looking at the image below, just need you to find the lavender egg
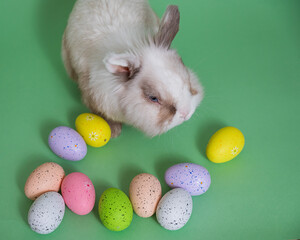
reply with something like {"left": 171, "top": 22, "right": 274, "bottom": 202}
{"left": 28, "top": 192, "right": 65, "bottom": 234}
{"left": 48, "top": 126, "right": 87, "bottom": 161}
{"left": 165, "top": 163, "right": 211, "bottom": 196}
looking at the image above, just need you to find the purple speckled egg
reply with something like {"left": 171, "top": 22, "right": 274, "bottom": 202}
{"left": 48, "top": 126, "right": 87, "bottom": 161}
{"left": 164, "top": 163, "right": 211, "bottom": 196}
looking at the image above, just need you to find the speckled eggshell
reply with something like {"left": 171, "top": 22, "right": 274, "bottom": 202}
{"left": 98, "top": 188, "right": 133, "bottom": 231}
{"left": 129, "top": 173, "right": 162, "bottom": 218}
{"left": 75, "top": 113, "right": 111, "bottom": 147}
{"left": 24, "top": 162, "right": 65, "bottom": 200}
{"left": 156, "top": 188, "right": 193, "bottom": 231}
{"left": 28, "top": 192, "right": 65, "bottom": 234}
{"left": 165, "top": 163, "right": 211, "bottom": 196}
{"left": 206, "top": 126, "right": 245, "bottom": 163}
{"left": 61, "top": 172, "right": 95, "bottom": 215}
{"left": 48, "top": 126, "right": 87, "bottom": 161}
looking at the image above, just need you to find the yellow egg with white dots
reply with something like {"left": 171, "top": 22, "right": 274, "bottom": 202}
{"left": 75, "top": 113, "right": 111, "bottom": 147}
{"left": 206, "top": 126, "right": 245, "bottom": 163}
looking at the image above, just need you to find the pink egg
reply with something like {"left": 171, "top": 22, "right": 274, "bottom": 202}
{"left": 61, "top": 172, "right": 95, "bottom": 215}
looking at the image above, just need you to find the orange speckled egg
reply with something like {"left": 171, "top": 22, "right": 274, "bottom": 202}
{"left": 24, "top": 162, "right": 65, "bottom": 200}
{"left": 129, "top": 173, "right": 162, "bottom": 218}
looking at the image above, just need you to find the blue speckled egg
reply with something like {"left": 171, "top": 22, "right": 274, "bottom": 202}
{"left": 48, "top": 126, "right": 87, "bottom": 161}
{"left": 156, "top": 188, "right": 192, "bottom": 231}
{"left": 28, "top": 192, "right": 65, "bottom": 234}
{"left": 164, "top": 163, "right": 211, "bottom": 196}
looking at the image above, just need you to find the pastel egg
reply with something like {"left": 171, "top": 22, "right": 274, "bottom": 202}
{"left": 129, "top": 173, "right": 162, "bottom": 218}
{"left": 98, "top": 188, "right": 133, "bottom": 231}
{"left": 156, "top": 188, "right": 193, "bottom": 231}
{"left": 24, "top": 162, "right": 65, "bottom": 200}
{"left": 206, "top": 126, "right": 245, "bottom": 163}
{"left": 75, "top": 113, "right": 111, "bottom": 147}
{"left": 165, "top": 163, "right": 211, "bottom": 196}
{"left": 28, "top": 192, "right": 65, "bottom": 234}
{"left": 48, "top": 126, "right": 87, "bottom": 161}
{"left": 61, "top": 172, "right": 95, "bottom": 215}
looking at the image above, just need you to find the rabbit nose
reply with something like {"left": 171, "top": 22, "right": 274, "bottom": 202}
{"left": 179, "top": 111, "right": 189, "bottom": 120}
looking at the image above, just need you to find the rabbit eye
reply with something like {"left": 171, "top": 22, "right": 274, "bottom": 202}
{"left": 149, "top": 96, "right": 159, "bottom": 103}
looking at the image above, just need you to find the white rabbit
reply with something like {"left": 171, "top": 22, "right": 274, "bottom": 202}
{"left": 62, "top": 0, "right": 204, "bottom": 137}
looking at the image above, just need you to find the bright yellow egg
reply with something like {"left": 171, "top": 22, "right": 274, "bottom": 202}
{"left": 75, "top": 113, "right": 111, "bottom": 147}
{"left": 206, "top": 126, "right": 245, "bottom": 163}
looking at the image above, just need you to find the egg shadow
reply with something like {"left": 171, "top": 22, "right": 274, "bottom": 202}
{"left": 36, "top": 0, "right": 82, "bottom": 103}
{"left": 57, "top": 160, "right": 79, "bottom": 175}
{"left": 154, "top": 155, "right": 192, "bottom": 182}
{"left": 67, "top": 106, "right": 90, "bottom": 129}
{"left": 19, "top": 198, "right": 32, "bottom": 224}
{"left": 16, "top": 155, "right": 48, "bottom": 193}
{"left": 118, "top": 165, "right": 145, "bottom": 196}
{"left": 92, "top": 181, "right": 112, "bottom": 222}
{"left": 17, "top": 155, "right": 51, "bottom": 223}
{"left": 196, "top": 120, "right": 226, "bottom": 159}
{"left": 40, "top": 119, "right": 65, "bottom": 147}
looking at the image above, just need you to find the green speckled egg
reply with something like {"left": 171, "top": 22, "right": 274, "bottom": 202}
{"left": 98, "top": 188, "right": 133, "bottom": 231}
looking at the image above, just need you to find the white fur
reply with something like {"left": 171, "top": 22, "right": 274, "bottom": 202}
{"left": 63, "top": 0, "right": 204, "bottom": 137}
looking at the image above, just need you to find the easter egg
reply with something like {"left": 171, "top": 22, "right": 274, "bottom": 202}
{"left": 61, "top": 172, "right": 95, "bottom": 215}
{"left": 75, "top": 113, "right": 111, "bottom": 147}
{"left": 98, "top": 188, "right": 133, "bottom": 231}
{"left": 165, "top": 163, "right": 211, "bottom": 196}
{"left": 206, "top": 126, "right": 245, "bottom": 163}
{"left": 156, "top": 188, "right": 193, "bottom": 231}
{"left": 28, "top": 192, "right": 65, "bottom": 234}
{"left": 48, "top": 126, "right": 87, "bottom": 161}
{"left": 24, "top": 162, "right": 65, "bottom": 200}
{"left": 129, "top": 173, "right": 162, "bottom": 218}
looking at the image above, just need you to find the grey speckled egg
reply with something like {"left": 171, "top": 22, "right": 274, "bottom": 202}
{"left": 156, "top": 188, "right": 192, "bottom": 231}
{"left": 28, "top": 192, "right": 65, "bottom": 234}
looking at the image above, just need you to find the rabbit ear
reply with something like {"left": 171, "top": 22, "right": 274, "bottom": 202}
{"left": 104, "top": 53, "right": 140, "bottom": 80}
{"left": 155, "top": 5, "right": 180, "bottom": 49}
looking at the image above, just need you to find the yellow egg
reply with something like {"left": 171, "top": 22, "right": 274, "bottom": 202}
{"left": 206, "top": 126, "right": 245, "bottom": 163}
{"left": 75, "top": 113, "right": 111, "bottom": 147}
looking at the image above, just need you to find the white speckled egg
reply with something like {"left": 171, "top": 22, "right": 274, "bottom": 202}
{"left": 129, "top": 173, "right": 162, "bottom": 218}
{"left": 48, "top": 126, "right": 87, "bottom": 161}
{"left": 28, "top": 192, "right": 65, "bottom": 234}
{"left": 156, "top": 188, "right": 192, "bottom": 231}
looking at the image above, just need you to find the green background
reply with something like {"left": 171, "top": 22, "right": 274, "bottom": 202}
{"left": 0, "top": 0, "right": 299, "bottom": 239}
